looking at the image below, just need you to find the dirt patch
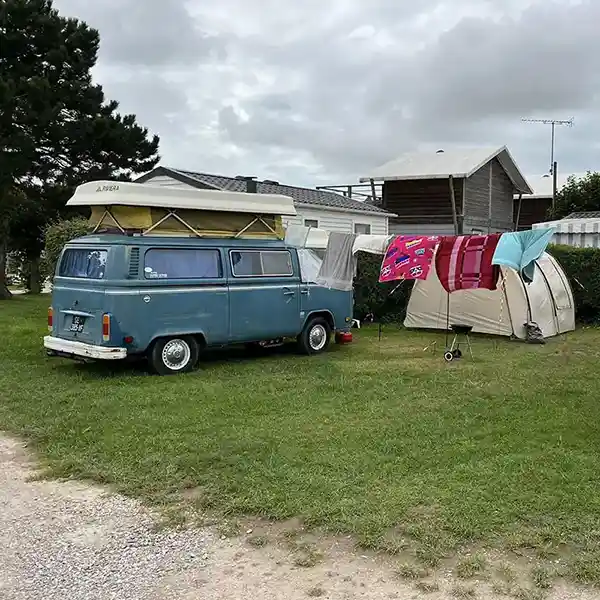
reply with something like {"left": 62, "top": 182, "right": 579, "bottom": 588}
{"left": 0, "top": 434, "right": 596, "bottom": 600}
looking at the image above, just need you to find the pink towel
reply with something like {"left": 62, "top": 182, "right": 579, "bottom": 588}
{"left": 379, "top": 235, "right": 440, "bottom": 283}
{"left": 435, "top": 234, "right": 501, "bottom": 293}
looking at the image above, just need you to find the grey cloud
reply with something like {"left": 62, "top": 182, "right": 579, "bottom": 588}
{"left": 218, "top": 0, "right": 600, "bottom": 181}
{"left": 413, "top": 1, "right": 600, "bottom": 123}
{"left": 99, "top": 72, "right": 191, "bottom": 138}
{"left": 51, "top": 0, "right": 600, "bottom": 185}
{"left": 53, "top": 0, "right": 226, "bottom": 67}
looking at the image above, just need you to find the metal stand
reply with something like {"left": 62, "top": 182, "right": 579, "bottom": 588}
{"left": 444, "top": 324, "right": 473, "bottom": 362}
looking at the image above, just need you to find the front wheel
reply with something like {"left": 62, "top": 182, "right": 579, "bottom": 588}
{"left": 297, "top": 317, "right": 332, "bottom": 355}
{"left": 149, "top": 336, "right": 199, "bottom": 375}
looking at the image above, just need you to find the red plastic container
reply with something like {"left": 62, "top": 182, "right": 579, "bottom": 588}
{"left": 335, "top": 331, "right": 353, "bottom": 344}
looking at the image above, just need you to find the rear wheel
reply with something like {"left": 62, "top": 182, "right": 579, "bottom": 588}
{"left": 297, "top": 317, "right": 331, "bottom": 355}
{"left": 149, "top": 336, "right": 199, "bottom": 375}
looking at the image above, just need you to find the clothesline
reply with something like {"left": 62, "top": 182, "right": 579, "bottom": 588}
{"left": 283, "top": 224, "right": 556, "bottom": 294}
{"left": 377, "top": 229, "right": 556, "bottom": 293}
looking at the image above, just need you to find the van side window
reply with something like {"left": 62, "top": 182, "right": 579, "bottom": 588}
{"left": 60, "top": 249, "right": 107, "bottom": 279}
{"left": 144, "top": 249, "right": 222, "bottom": 279}
{"left": 230, "top": 250, "right": 293, "bottom": 277}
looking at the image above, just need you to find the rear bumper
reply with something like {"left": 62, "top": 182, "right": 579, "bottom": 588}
{"left": 43, "top": 336, "right": 127, "bottom": 360}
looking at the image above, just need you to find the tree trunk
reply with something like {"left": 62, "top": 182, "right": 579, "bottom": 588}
{"left": 27, "top": 256, "right": 42, "bottom": 294}
{"left": 0, "top": 224, "right": 12, "bottom": 299}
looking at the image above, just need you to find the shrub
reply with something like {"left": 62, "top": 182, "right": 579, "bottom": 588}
{"left": 42, "top": 217, "right": 91, "bottom": 280}
{"left": 548, "top": 244, "right": 600, "bottom": 324}
{"left": 353, "top": 252, "right": 413, "bottom": 323}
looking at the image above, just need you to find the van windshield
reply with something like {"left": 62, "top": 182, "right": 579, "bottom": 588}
{"left": 59, "top": 249, "right": 107, "bottom": 279}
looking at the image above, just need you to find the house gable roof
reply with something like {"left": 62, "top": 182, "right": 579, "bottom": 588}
{"left": 135, "top": 167, "right": 392, "bottom": 216}
{"left": 359, "top": 146, "right": 533, "bottom": 195}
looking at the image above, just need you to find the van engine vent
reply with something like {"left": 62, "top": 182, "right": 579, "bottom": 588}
{"left": 128, "top": 247, "right": 140, "bottom": 278}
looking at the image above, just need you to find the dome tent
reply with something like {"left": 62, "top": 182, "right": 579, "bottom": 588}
{"left": 404, "top": 252, "right": 574, "bottom": 339}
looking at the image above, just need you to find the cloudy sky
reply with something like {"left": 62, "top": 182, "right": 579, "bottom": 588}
{"left": 53, "top": 0, "right": 600, "bottom": 188}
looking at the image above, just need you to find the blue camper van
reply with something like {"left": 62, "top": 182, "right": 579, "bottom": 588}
{"left": 44, "top": 235, "right": 354, "bottom": 375}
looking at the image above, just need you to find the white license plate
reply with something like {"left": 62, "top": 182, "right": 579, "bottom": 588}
{"left": 69, "top": 316, "right": 85, "bottom": 333}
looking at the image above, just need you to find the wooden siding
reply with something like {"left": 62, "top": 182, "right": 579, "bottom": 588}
{"left": 491, "top": 159, "right": 515, "bottom": 230}
{"left": 389, "top": 222, "right": 456, "bottom": 236}
{"left": 463, "top": 158, "right": 515, "bottom": 233}
{"left": 463, "top": 162, "right": 490, "bottom": 223}
{"left": 382, "top": 178, "right": 464, "bottom": 226}
{"left": 514, "top": 196, "right": 552, "bottom": 230}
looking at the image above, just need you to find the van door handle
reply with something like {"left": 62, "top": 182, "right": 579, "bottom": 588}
{"left": 283, "top": 289, "right": 295, "bottom": 296}
{"left": 300, "top": 289, "right": 309, "bottom": 295}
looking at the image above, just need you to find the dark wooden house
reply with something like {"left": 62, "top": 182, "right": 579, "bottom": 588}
{"left": 512, "top": 173, "right": 576, "bottom": 230}
{"left": 360, "top": 146, "right": 533, "bottom": 236}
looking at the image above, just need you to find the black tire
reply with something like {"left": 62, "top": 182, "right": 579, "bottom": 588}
{"left": 149, "top": 336, "right": 199, "bottom": 375}
{"left": 297, "top": 317, "right": 332, "bottom": 355}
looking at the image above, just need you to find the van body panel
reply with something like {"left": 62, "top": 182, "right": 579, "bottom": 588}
{"left": 136, "top": 282, "right": 229, "bottom": 348}
{"left": 228, "top": 279, "right": 301, "bottom": 341}
{"left": 45, "top": 234, "right": 354, "bottom": 362}
{"left": 299, "top": 283, "right": 354, "bottom": 330}
{"left": 226, "top": 247, "right": 302, "bottom": 342}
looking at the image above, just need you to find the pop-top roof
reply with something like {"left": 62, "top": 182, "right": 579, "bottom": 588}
{"left": 67, "top": 180, "right": 297, "bottom": 216}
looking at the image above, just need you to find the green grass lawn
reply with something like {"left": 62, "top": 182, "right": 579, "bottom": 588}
{"left": 2, "top": 295, "right": 600, "bottom": 585}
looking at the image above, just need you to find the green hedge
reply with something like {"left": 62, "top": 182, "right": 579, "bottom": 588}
{"left": 42, "top": 217, "right": 91, "bottom": 280}
{"left": 353, "top": 246, "right": 600, "bottom": 325}
{"left": 353, "top": 252, "right": 413, "bottom": 322}
{"left": 548, "top": 245, "right": 600, "bottom": 324}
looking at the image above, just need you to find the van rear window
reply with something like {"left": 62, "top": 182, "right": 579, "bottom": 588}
{"left": 59, "top": 249, "right": 107, "bottom": 279}
{"left": 144, "top": 249, "right": 222, "bottom": 279}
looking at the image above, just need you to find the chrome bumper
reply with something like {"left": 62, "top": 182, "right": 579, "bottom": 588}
{"left": 43, "top": 336, "right": 127, "bottom": 360}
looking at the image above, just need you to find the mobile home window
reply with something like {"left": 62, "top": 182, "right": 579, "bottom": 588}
{"left": 59, "top": 249, "right": 107, "bottom": 279}
{"left": 354, "top": 223, "right": 371, "bottom": 234}
{"left": 144, "top": 249, "right": 222, "bottom": 279}
{"left": 304, "top": 219, "right": 319, "bottom": 228}
{"left": 230, "top": 250, "right": 293, "bottom": 277}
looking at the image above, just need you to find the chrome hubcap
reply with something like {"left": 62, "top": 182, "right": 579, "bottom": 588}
{"left": 162, "top": 339, "right": 191, "bottom": 370}
{"left": 309, "top": 324, "right": 327, "bottom": 351}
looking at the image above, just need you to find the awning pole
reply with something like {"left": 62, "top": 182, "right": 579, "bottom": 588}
{"left": 514, "top": 193, "right": 523, "bottom": 231}
{"left": 369, "top": 178, "right": 377, "bottom": 204}
{"left": 449, "top": 175, "right": 459, "bottom": 235}
{"left": 488, "top": 162, "right": 493, "bottom": 233}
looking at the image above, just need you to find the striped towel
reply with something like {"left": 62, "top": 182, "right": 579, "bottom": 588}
{"left": 435, "top": 234, "right": 501, "bottom": 293}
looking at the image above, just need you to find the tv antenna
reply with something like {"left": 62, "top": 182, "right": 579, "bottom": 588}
{"left": 521, "top": 117, "right": 574, "bottom": 174}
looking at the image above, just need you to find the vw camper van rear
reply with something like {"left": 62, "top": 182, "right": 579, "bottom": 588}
{"left": 45, "top": 235, "right": 354, "bottom": 374}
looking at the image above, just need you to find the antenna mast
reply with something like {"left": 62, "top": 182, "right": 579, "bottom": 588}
{"left": 521, "top": 117, "right": 574, "bottom": 174}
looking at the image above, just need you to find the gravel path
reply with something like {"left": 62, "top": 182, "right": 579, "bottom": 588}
{"left": 1, "top": 435, "right": 597, "bottom": 600}
{"left": 0, "top": 437, "right": 213, "bottom": 600}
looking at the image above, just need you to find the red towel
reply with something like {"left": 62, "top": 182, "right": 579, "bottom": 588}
{"left": 435, "top": 234, "right": 501, "bottom": 293}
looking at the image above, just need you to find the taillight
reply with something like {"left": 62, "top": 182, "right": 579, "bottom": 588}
{"left": 47, "top": 307, "right": 53, "bottom": 331}
{"left": 102, "top": 314, "right": 110, "bottom": 341}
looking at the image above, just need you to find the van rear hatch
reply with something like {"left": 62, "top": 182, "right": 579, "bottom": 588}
{"left": 51, "top": 247, "right": 109, "bottom": 345}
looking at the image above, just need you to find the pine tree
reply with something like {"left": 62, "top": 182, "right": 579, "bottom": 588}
{"left": 0, "top": 0, "right": 160, "bottom": 297}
